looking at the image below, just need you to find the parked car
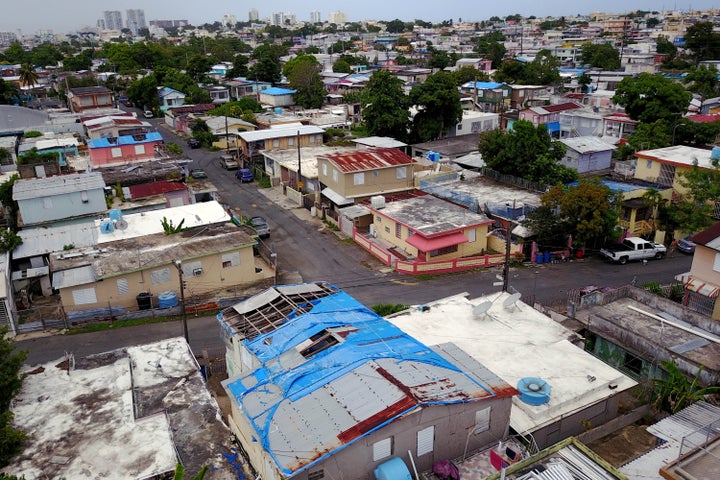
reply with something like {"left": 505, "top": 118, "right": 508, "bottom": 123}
{"left": 219, "top": 154, "right": 239, "bottom": 170}
{"left": 189, "top": 168, "right": 207, "bottom": 179}
{"left": 187, "top": 138, "right": 201, "bottom": 149}
{"left": 236, "top": 168, "right": 254, "bottom": 183}
{"left": 249, "top": 216, "right": 270, "bottom": 238}
{"left": 599, "top": 237, "right": 666, "bottom": 264}
{"left": 143, "top": 110, "right": 154, "bottom": 118}
{"left": 677, "top": 236, "right": 696, "bottom": 254}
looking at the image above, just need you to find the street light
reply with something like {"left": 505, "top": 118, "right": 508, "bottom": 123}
{"left": 486, "top": 219, "right": 514, "bottom": 293}
{"left": 672, "top": 122, "right": 684, "bottom": 146}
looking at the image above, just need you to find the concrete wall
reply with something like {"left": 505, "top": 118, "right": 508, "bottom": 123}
{"left": 318, "top": 159, "right": 415, "bottom": 199}
{"left": 89, "top": 141, "right": 161, "bottom": 166}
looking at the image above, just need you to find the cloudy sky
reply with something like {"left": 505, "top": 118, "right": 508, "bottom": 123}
{"left": 1, "top": 1, "right": 718, "bottom": 34}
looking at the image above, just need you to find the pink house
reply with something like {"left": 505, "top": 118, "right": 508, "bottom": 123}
{"left": 87, "top": 131, "right": 164, "bottom": 167}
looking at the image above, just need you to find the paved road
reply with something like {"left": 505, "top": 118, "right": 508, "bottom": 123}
{"left": 15, "top": 116, "right": 695, "bottom": 364}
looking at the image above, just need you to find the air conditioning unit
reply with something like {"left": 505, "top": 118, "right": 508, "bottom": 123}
{"left": 371, "top": 195, "right": 386, "bottom": 209}
{"left": 192, "top": 268, "right": 203, "bottom": 276}
{"left": 369, "top": 225, "right": 377, "bottom": 238}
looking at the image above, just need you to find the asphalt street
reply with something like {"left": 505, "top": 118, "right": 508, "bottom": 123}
{"left": 15, "top": 113, "right": 695, "bottom": 365}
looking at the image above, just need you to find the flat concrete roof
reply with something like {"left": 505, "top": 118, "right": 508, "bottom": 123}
{"left": 387, "top": 292, "right": 637, "bottom": 435}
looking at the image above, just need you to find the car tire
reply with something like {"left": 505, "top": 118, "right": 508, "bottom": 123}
{"left": 655, "top": 252, "right": 664, "bottom": 259}
{"left": 618, "top": 256, "right": 628, "bottom": 265}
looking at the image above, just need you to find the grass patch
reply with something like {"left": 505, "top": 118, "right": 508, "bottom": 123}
{"left": 67, "top": 315, "right": 178, "bottom": 334}
{"left": 258, "top": 176, "right": 271, "bottom": 188}
{"left": 372, "top": 303, "right": 409, "bottom": 316}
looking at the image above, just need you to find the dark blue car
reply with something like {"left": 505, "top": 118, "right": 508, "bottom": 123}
{"left": 236, "top": 168, "right": 254, "bottom": 183}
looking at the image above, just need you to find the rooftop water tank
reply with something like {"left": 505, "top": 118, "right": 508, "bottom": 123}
{"left": 109, "top": 209, "right": 123, "bottom": 222}
{"left": 371, "top": 195, "right": 386, "bottom": 209}
{"left": 517, "top": 377, "right": 551, "bottom": 406}
{"left": 711, "top": 146, "right": 720, "bottom": 162}
{"left": 100, "top": 220, "right": 115, "bottom": 234}
{"left": 374, "top": 457, "right": 411, "bottom": 480}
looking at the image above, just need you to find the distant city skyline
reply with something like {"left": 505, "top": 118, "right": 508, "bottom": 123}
{"left": 1, "top": 1, "right": 718, "bottom": 34}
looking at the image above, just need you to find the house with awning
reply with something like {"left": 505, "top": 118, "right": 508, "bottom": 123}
{"left": 675, "top": 221, "right": 720, "bottom": 320}
{"left": 365, "top": 194, "right": 494, "bottom": 263}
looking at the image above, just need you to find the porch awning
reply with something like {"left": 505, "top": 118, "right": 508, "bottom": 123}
{"left": 322, "top": 187, "right": 354, "bottom": 206}
{"left": 675, "top": 272, "right": 720, "bottom": 298}
{"left": 406, "top": 232, "right": 468, "bottom": 251}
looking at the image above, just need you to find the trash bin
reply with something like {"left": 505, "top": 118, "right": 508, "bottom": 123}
{"left": 536, "top": 254, "right": 544, "bottom": 264}
{"left": 544, "top": 251, "right": 551, "bottom": 263}
{"left": 136, "top": 292, "right": 152, "bottom": 310}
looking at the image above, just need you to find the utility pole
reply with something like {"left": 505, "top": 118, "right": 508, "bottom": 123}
{"left": 174, "top": 260, "right": 189, "bottom": 343}
{"left": 503, "top": 219, "right": 513, "bottom": 293}
{"left": 296, "top": 130, "right": 303, "bottom": 192}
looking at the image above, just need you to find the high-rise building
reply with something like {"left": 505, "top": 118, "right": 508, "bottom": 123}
{"left": 248, "top": 8, "right": 259, "bottom": 22}
{"left": 126, "top": 9, "right": 147, "bottom": 35}
{"left": 310, "top": 11, "right": 322, "bottom": 24}
{"left": 221, "top": 14, "right": 237, "bottom": 28}
{"left": 103, "top": 11, "right": 123, "bottom": 31}
{"left": 0, "top": 31, "right": 18, "bottom": 47}
{"left": 328, "top": 11, "right": 348, "bottom": 25}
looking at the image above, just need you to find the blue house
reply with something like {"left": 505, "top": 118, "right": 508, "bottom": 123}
{"left": 218, "top": 282, "right": 517, "bottom": 480}
{"left": 157, "top": 86, "right": 186, "bottom": 112}
{"left": 258, "top": 87, "right": 297, "bottom": 107}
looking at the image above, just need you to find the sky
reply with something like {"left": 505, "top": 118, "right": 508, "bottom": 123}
{"left": 1, "top": 1, "right": 718, "bottom": 34}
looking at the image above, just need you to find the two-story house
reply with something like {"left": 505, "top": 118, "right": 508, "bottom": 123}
{"left": 455, "top": 57, "right": 492, "bottom": 72}
{"left": 83, "top": 115, "right": 152, "bottom": 140}
{"left": 157, "top": 86, "right": 186, "bottom": 112}
{"left": 66, "top": 86, "right": 114, "bottom": 113}
{"left": 87, "top": 131, "right": 164, "bottom": 167}
{"left": 317, "top": 147, "right": 417, "bottom": 209}
{"left": 518, "top": 102, "right": 582, "bottom": 137}
{"left": 634, "top": 145, "right": 716, "bottom": 192}
{"left": 459, "top": 81, "right": 512, "bottom": 113}
{"left": 237, "top": 125, "right": 325, "bottom": 160}
{"left": 217, "top": 282, "right": 518, "bottom": 480}
{"left": 675, "top": 221, "right": 720, "bottom": 319}
{"left": 223, "top": 78, "right": 272, "bottom": 99}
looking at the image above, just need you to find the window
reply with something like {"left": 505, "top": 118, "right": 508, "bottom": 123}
{"left": 430, "top": 245, "right": 458, "bottom": 257}
{"left": 288, "top": 136, "right": 294, "bottom": 146}
{"left": 308, "top": 471, "right": 324, "bottom": 480}
{"left": 332, "top": 168, "right": 339, "bottom": 182}
{"left": 458, "top": 123, "right": 463, "bottom": 131}
{"left": 134, "top": 144, "right": 145, "bottom": 155}
{"left": 111, "top": 147, "right": 122, "bottom": 158}
{"left": 646, "top": 159, "right": 652, "bottom": 169}
{"left": 373, "top": 170, "right": 379, "bottom": 177}
{"left": 322, "top": 163, "right": 328, "bottom": 176}
{"left": 353, "top": 172, "right": 365, "bottom": 185}
{"left": 182, "top": 261, "right": 202, "bottom": 277}
{"left": 72, "top": 287, "right": 97, "bottom": 305}
{"left": 467, "top": 229, "right": 476, "bottom": 242}
{"left": 623, "top": 351, "right": 643, "bottom": 376}
{"left": 373, "top": 437, "right": 393, "bottom": 461}
{"left": 474, "top": 407, "right": 491, "bottom": 433}
{"left": 714, "top": 253, "right": 720, "bottom": 272}
{"left": 395, "top": 223, "right": 402, "bottom": 238}
{"left": 375, "top": 215, "right": 382, "bottom": 223}
{"left": 396, "top": 166, "right": 407, "bottom": 179}
{"left": 222, "top": 252, "right": 240, "bottom": 268}
{"left": 117, "top": 278, "right": 129, "bottom": 295}
{"left": 309, "top": 134, "right": 316, "bottom": 144}
{"left": 417, "top": 426, "right": 435, "bottom": 456}
{"left": 151, "top": 267, "right": 171, "bottom": 285}
{"left": 273, "top": 139, "right": 279, "bottom": 148}
{"left": 384, "top": 226, "right": 390, "bottom": 233}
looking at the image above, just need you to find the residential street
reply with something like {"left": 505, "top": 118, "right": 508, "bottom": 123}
{"left": 15, "top": 116, "right": 694, "bottom": 365}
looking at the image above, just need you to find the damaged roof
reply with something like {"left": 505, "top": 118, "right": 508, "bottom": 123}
{"left": 219, "top": 282, "right": 515, "bottom": 476}
{"left": 319, "top": 147, "right": 416, "bottom": 173}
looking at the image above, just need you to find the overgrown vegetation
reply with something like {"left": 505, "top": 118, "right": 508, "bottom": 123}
{"left": 372, "top": 304, "right": 409, "bottom": 316}
{"left": 0, "top": 327, "right": 27, "bottom": 468}
{"left": 161, "top": 217, "right": 186, "bottom": 234}
{"left": 653, "top": 359, "right": 720, "bottom": 414}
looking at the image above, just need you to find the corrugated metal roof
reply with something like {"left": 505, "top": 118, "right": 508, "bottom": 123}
{"left": 560, "top": 136, "right": 616, "bottom": 154}
{"left": 13, "top": 173, "right": 106, "bottom": 201}
{"left": 88, "top": 131, "right": 163, "bottom": 149}
{"left": 321, "top": 147, "right": 416, "bottom": 173}
{"left": 52, "top": 264, "right": 96, "bottom": 288}
{"left": 238, "top": 125, "right": 323, "bottom": 143}
{"left": 127, "top": 181, "right": 187, "bottom": 199}
{"left": 220, "top": 284, "right": 513, "bottom": 476}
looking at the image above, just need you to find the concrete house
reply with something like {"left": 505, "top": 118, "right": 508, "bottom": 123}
{"left": 66, "top": 86, "right": 114, "bottom": 113}
{"left": 205, "top": 85, "right": 231, "bottom": 105}
{"left": 224, "top": 79, "right": 272, "bottom": 99}
{"left": 258, "top": 87, "right": 297, "bottom": 107}
{"left": 455, "top": 57, "right": 493, "bottom": 72}
{"left": 217, "top": 282, "right": 518, "bottom": 480}
{"left": 674, "top": 221, "right": 720, "bottom": 320}
{"left": 87, "top": 131, "right": 164, "bottom": 167}
{"left": 518, "top": 103, "right": 583, "bottom": 137}
{"left": 317, "top": 147, "right": 418, "bottom": 207}
{"left": 12, "top": 172, "right": 106, "bottom": 227}
{"left": 237, "top": 125, "right": 325, "bottom": 160}
{"left": 558, "top": 136, "right": 615, "bottom": 174}
{"left": 459, "top": 82, "right": 511, "bottom": 113}
{"left": 366, "top": 195, "right": 495, "bottom": 263}
{"left": 634, "top": 145, "right": 717, "bottom": 192}
{"left": 83, "top": 115, "right": 152, "bottom": 140}
{"left": 157, "top": 86, "right": 186, "bottom": 112}
{"left": 49, "top": 202, "right": 260, "bottom": 320}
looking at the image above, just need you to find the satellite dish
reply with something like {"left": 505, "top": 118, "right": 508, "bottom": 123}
{"left": 472, "top": 301, "right": 493, "bottom": 319}
{"left": 503, "top": 292, "right": 522, "bottom": 311}
{"left": 115, "top": 219, "right": 128, "bottom": 230}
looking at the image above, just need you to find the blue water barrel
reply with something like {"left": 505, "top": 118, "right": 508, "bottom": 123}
{"left": 536, "top": 254, "right": 544, "bottom": 264}
{"left": 109, "top": 209, "right": 123, "bottom": 222}
{"left": 374, "top": 457, "right": 412, "bottom": 480}
{"left": 157, "top": 290, "right": 179, "bottom": 308}
{"left": 544, "top": 251, "right": 551, "bottom": 263}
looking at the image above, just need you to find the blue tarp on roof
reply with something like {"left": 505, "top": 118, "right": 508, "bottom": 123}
{"left": 261, "top": 87, "right": 297, "bottom": 95}
{"left": 88, "top": 131, "right": 163, "bottom": 149}
{"left": 463, "top": 81, "right": 503, "bottom": 90}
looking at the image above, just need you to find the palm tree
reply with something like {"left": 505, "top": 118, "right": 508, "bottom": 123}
{"left": 173, "top": 463, "right": 207, "bottom": 480}
{"left": 653, "top": 359, "right": 720, "bottom": 414}
{"left": 18, "top": 63, "right": 38, "bottom": 105}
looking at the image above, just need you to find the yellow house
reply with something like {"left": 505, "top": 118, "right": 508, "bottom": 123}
{"left": 317, "top": 147, "right": 417, "bottom": 208}
{"left": 366, "top": 195, "right": 494, "bottom": 262}
{"left": 634, "top": 145, "right": 716, "bottom": 193}
{"left": 237, "top": 124, "right": 325, "bottom": 158}
{"left": 674, "top": 221, "right": 720, "bottom": 320}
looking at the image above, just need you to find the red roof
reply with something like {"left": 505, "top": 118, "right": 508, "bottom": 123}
{"left": 541, "top": 102, "right": 582, "bottom": 113}
{"left": 167, "top": 104, "right": 215, "bottom": 114}
{"left": 406, "top": 232, "right": 469, "bottom": 251}
{"left": 687, "top": 114, "right": 720, "bottom": 123}
{"left": 691, "top": 221, "right": 720, "bottom": 246}
{"left": 128, "top": 181, "right": 187, "bottom": 199}
{"left": 322, "top": 148, "right": 416, "bottom": 173}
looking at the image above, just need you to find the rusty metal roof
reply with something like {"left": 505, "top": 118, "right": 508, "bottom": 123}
{"left": 320, "top": 147, "right": 417, "bottom": 173}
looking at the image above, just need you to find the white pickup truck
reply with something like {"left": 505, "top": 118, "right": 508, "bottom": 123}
{"left": 600, "top": 237, "right": 667, "bottom": 264}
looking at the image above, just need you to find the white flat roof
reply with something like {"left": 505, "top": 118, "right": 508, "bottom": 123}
{"left": 637, "top": 145, "right": 716, "bottom": 170}
{"left": 95, "top": 200, "right": 230, "bottom": 244}
{"left": 387, "top": 292, "right": 637, "bottom": 435}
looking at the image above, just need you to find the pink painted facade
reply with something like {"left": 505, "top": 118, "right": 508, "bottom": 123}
{"left": 88, "top": 134, "right": 164, "bottom": 167}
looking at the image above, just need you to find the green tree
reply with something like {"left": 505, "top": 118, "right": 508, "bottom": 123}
{"left": 62, "top": 50, "right": 93, "bottom": 72}
{"left": 527, "top": 49, "right": 561, "bottom": 85}
{"left": 494, "top": 59, "right": 528, "bottom": 84}
{"left": 360, "top": 70, "right": 410, "bottom": 140}
{"left": 613, "top": 73, "right": 692, "bottom": 123}
{"left": 684, "top": 65, "right": 720, "bottom": 100}
{"left": 283, "top": 54, "right": 326, "bottom": 109}
{"left": 478, "top": 120, "right": 576, "bottom": 185}
{"left": 3, "top": 43, "right": 27, "bottom": 64}
{"left": 626, "top": 120, "right": 672, "bottom": 150}
{"left": 653, "top": 359, "right": 720, "bottom": 413}
{"left": 333, "top": 59, "right": 352, "bottom": 74}
{"left": 0, "top": 229, "right": 22, "bottom": 253}
{"left": 225, "top": 55, "right": 249, "bottom": 79}
{"left": 0, "top": 326, "right": 27, "bottom": 468}
{"left": 173, "top": 462, "right": 208, "bottom": 479}
{"left": 190, "top": 119, "right": 214, "bottom": 148}
{"left": 683, "top": 22, "right": 720, "bottom": 63}
{"left": 249, "top": 44, "right": 286, "bottom": 84}
{"left": 668, "top": 159, "right": 720, "bottom": 234}
{"left": 18, "top": 64, "right": 38, "bottom": 92}
{"left": 474, "top": 35, "right": 506, "bottom": 68}
{"left": 0, "top": 80, "right": 19, "bottom": 105}
{"left": 580, "top": 43, "right": 620, "bottom": 70}
{"left": 409, "top": 71, "right": 462, "bottom": 142}
{"left": 209, "top": 98, "right": 263, "bottom": 118}
{"left": 656, "top": 35, "right": 677, "bottom": 58}
{"left": 386, "top": 19, "right": 407, "bottom": 33}
{"left": 127, "top": 73, "right": 159, "bottom": 111}
{"left": 0, "top": 174, "right": 19, "bottom": 230}
{"left": 185, "top": 54, "right": 213, "bottom": 82}
{"left": 452, "top": 65, "right": 489, "bottom": 86}
{"left": 578, "top": 73, "right": 593, "bottom": 93}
